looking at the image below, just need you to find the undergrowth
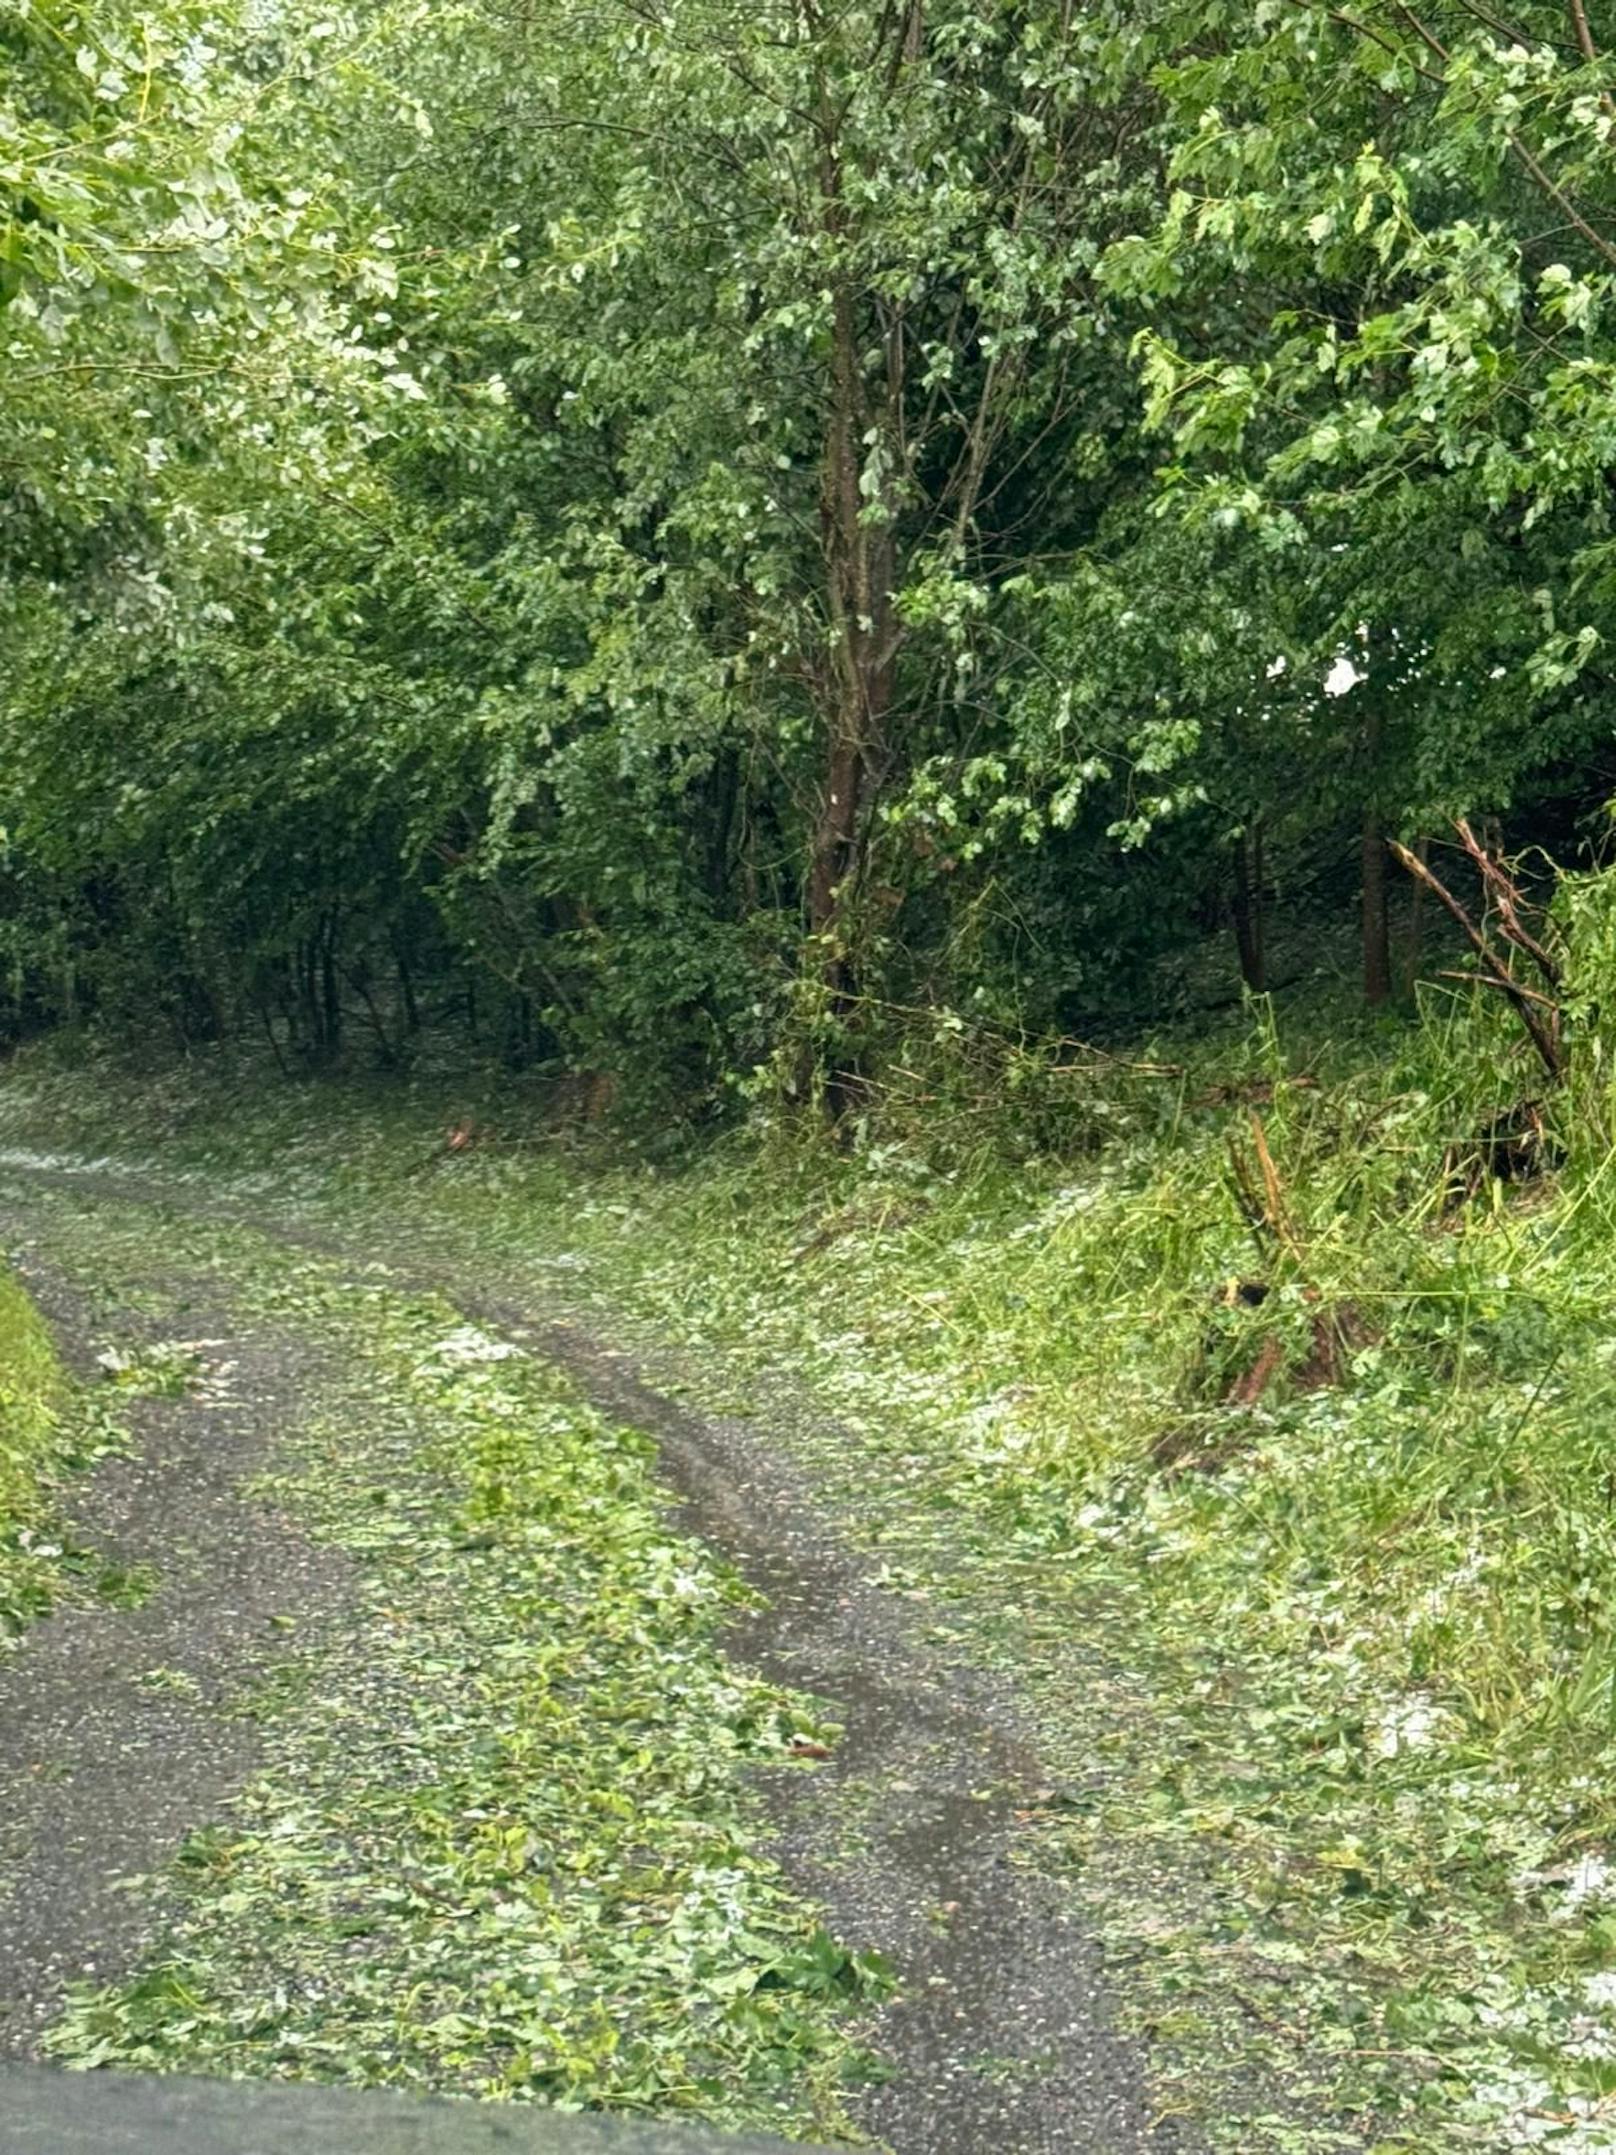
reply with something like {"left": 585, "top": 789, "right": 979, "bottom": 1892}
{"left": 0, "top": 1252, "right": 110, "bottom": 1640}
{"left": 12, "top": 974, "right": 1616, "bottom": 2142}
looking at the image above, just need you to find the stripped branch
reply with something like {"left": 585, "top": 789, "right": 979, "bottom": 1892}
{"left": 1225, "top": 1111, "right": 1308, "bottom": 1265}
{"left": 1388, "top": 836, "right": 1565, "bottom": 1080}
{"left": 1452, "top": 818, "right": 1563, "bottom": 988}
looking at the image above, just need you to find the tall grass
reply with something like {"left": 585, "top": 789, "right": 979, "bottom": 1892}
{"left": 0, "top": 1255, "right": 69, "bottom": 1635}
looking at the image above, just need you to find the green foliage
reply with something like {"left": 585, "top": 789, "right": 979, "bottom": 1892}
{"left": 9, "top": 0, "right": 1616, "bottom": 1101}
{"left": 0, "top": 1256, "right": 68, "bottom": 1632}
{"left": 0, "top": 1252, "right": 123, "bottom": 1638}
{"left": 1097, "top": 0, "right": 1616, "bottom": 834}
{"left": 41, "top": 1248, "right": 881, "bottom": 2131}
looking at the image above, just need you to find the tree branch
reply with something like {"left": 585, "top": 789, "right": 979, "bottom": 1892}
{"left": 1389, "top": 837, "right": 1565, "bottom": 1078}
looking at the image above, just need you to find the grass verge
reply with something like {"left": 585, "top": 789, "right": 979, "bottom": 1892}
{"left": 0, "top": 1252, "right": 104, "bottom": 1639}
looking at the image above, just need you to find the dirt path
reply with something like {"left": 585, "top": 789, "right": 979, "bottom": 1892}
{"left": 491, "top": 1310, "right": 1174, "bottom": 2155}
{"left": 0, "top": 1160, "right": 1181, "bottom": 2153}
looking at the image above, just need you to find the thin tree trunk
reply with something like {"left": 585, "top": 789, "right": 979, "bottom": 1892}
{"left": 392, "top": 929, "right": 420, "bottom": 1035}
{"left": 806, "top": 728, "right": 866, "bottom": 958}
{"left": 257, "top": 997, "right": 291, "bottom": 1077}
{"left": 348, "top": 963, "right": 397, "bottom": 1066}
{"left": 1232, "top": 822, "right": 1266, "bottom": 992}
{"left": 803, "top": 167, "right": 899, "bottom": 1108}
{"left": 1405, "top": 834, "right": 1429, "bottom": 993}
{"left": 297, "top": 939, "right": 317, "bottom": 1053}
{"left": 1361, "top": 707, "right": 1391, "bottom": 1006}
{"left": 1363, "top": 814, "right": 1392, "bottom": 1005}
{"left": 320, "top": 915, "right": 342, "bottom": 1057}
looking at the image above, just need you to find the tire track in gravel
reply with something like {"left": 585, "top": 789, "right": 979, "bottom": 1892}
{"left": 492, "top": 1309, "right": 1182, "bottom": 2155}
{"left": 0, "top": 1155, "right": 1186, "bottom": 2153}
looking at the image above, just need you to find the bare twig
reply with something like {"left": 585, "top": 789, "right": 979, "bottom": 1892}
{"left": 1435, "top": 969, "right": 1560, "bottom": 1010}
{"left": 1388, "top": 838, "right": 1565, "bottom": 1079}
{"left": 1452, "top": 818, "right": 1564, "bottom": 987}
{"left": 1249, "top": 1111, "right": 1308, "bottom": 1265}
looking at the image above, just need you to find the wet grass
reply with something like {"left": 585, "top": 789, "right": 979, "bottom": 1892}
{"left": 0, "top": 1257, "right": 64, "bottom": 1635}
{"left": 0, "top": 1253, "right": 122, "bottom": 1640}
{"left": 11, "top": 985, "right": 1616, "bottom": 2144}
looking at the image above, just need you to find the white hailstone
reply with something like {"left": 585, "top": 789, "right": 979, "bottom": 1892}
{"left": 426, "top": 1325, "right": 524, "bottom": 1365}
{"left": 1373, "top": 1694, "right": 1445, "bottom": 1758}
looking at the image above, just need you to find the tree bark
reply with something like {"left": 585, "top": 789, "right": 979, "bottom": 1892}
{"left": 392, "top": 927, "right": 420, "bottom": 1035}
{"left": 320, "top": 913, "right": 342, "bottom": 1056}
{"left": 1363, "top": 813, "right": 1392, "bottom": 1006}
{"left": 1232, "top": 822, "right": 1266, "bottom": 992}
{"left": 806, "top": 271, "right": 897, "bottom": 952}
{"left": 803, "top": 137, "right": 900, "bottom": 1095}
{"left": 1405, "top": 834, "right": 1429, "bottom": 993}
{"left": 1361, "top": 706, "right": 1391, "bottom": 1006}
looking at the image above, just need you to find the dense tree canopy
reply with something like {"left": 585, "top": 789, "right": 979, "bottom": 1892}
{"left": 5, "top": 0, "right": 1616, "bottom": 1107}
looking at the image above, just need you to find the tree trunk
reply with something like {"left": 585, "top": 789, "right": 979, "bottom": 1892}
{"left": 1232, "top": 822, "right": 1266, "bottom": 992}
{"left": 806, "top": 268, "right": 896, "bottom": 956}
{"left": 1362, "top": 812, "right": 1392, "bottom": 1006}
{"left": 706, "top": 747, "right": 740, "bottom": 909}
{"left": 802, "top": 168, "right": 900, "bottom": 1111}
{"left": 1405, "top": 834, "right": 1429, "bottom": 993}
{"left": 320, "top": 914, "right": 342, "bottom": 1056}
{"left": 1361, "top": 706, "right": 1391, "bottom": 1006}
{"left": 806, "top": 725, "right": 866, "bottom": 959}
{"left": 392, "top": 927, "right": 420, "bottom": 1035}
